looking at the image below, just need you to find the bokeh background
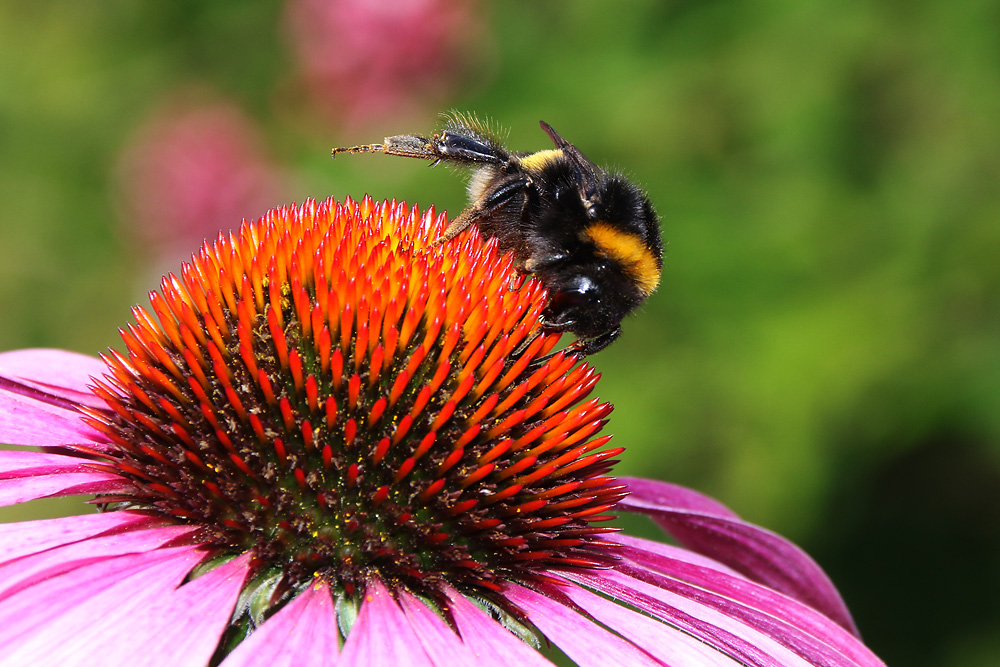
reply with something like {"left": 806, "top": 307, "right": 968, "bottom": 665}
{"left": 2, "top": 1, "right": 999, "bottom": 664}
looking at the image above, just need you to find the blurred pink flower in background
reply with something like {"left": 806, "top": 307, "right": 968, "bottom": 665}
{"left": 285, "top": 0, "right": 486, "bottom": 129}
{"left": 115, "top": 101, "right": 287, "bottom": 275}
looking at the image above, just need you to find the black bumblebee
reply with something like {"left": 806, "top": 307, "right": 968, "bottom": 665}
{"left": 332, "top": 114, "right": 662, "bottom": 356}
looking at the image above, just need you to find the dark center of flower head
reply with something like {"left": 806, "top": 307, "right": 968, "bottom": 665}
{"left": 81, "top": 196, "right": 625, "bottom": 621}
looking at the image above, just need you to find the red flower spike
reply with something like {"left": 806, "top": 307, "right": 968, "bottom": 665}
{"left": 347, "top": 373, "right": 361, "bottom": 410}
{"left": 343, "top": 418, "right": 357, "bottom": 447}
{"left": 273, "top": 437, "right": 288, "bottom": 465}
{"left": 436, "top": 447, "right": 465, "bottom": 476}
{"left": 372, "top": 437, "right": 391, "bottom": 465}
{"left": 305, "top": 375, "right": 320, "bottom": 413}
{"left": 459, "top": 462, "right": 495, "bottom": 487}
{"left": 368, "top": 345, "right": 384, "bottom": 386}
{"left": 429, "top": 400, "right": 457, "bottom": 432}
{"left": 414, "top": 431, "right": 436, "bottom": 459}
{"left": 367, "top": 397, "right": 387, "bottom": 427}
{"left": 391, "top": 415, "right": 413, "bottom": 445}
{"left": 288, "top": 348, "right": 305, "bottom": 393}
{"left": 467, "top": 392, "right": 499, "bottom": 424}
{"left": 372, "top": 485, "right": 390, "bottom": 506}
{"left": 258, "top": 370, "right": 278, "bottom": 407}
{"left": 324, "top": 396, "right": 338, "bottom": 429}
{"left": 393, "top": 457, "right": 416, "bottom": 484}
{"left": 328, "top": 347, "right": 343, "bottom": 390}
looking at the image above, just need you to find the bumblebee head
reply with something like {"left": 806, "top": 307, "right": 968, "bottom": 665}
{"left": 542, "top": 265, "right": 643, "bottom": 339}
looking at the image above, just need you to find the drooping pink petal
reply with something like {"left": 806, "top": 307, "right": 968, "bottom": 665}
{"left": 0, "top": 521, "right": 197, "bottom": 603}
{"left": 610, "top": 534, "right": 880, "bottom": 667}
{"left": 0, "top": 348, "right": 108, "bottom": 409}
{"left": 618, "top": 476, "right": 857, "bottom": 634}
{"left": 396, "top": 588, "right": 478, "bottom": 665}
{"left": 569, "top": 567, "right": 869, "bottom": 667}
{"left": 0, "top": 545, "right": 208, "bottom": 664}
{"left": 0, "top": 449, "right": 128, "bottom": 507}
{"left": 0, "top": 387, "right": 107, "bottom": 448}
{"left": 621, "top": 476, "right": 741, "bottom": 518}
{"left": 542, "top": 575, "right": 743, "bottom": 666}
{"left": 220, "top": 579, "right": 339, "bottom": 667}
{"left": 443, "top": 585, "right": 556, "bottom": 667}
{"left": 503, "top": 582, "right": 667, "bottom": 667}
{"left": 338, "top": 578, "right": 433, "bottom": 667}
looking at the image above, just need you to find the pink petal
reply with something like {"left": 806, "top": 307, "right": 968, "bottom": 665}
{"left": 443, "top": 585, "right": 556, "bottom": 667}
{"left": 543, "top": 575, "right": 743, "bottom": 666}
{"left": 605, "top": 536, "right": 884, "bottom": 667}
{"left": 396, "top": 588, "right": 478, "bottom": 664}
{"left": 0, "top": 348, "right": 108, "bottom": 409}
{"left": 130, "top": 552, "right": 251, "bottom": 665}
{"left": 0, "top": 387, "right": 106, "bottom": 448}
{"left": 0, "top": 520, "right": 196, "bottom": 603}
{"left": 620, "top": 476, "right": 741, "bottom": 518}
{"left": 220, "top": 579, "right": 339, "bottom": 667}
{"left": 503, "top": 583, "right": 666, "bottom": 667}
{"left": 0, "top": 449, "right": 108, "bottom": 477}
{"left": 0, "top": 511, "right": 167, "bottom": 563}
{"left": 0, "top": 545, "right": 207, "bottom": 664}
{"left": 338, "top": 578, "right": 433, "bottom": 667}
{"left": 0, "top": 472, "right": 128, "bottom": 507}
{"left": 0, "top": 449, "right": 128, "bottom": 507}
{"left": 570, "top": 567, "right": 840, "bottom": 667}
{"left": 619, "top": 476, "right": 858, "bottom": 634}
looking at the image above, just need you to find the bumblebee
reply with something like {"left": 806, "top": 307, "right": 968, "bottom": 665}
{"left": 332, "top": 115, "right": 662, "bottom": 356}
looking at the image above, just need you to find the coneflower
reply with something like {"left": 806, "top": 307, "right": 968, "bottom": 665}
{"left": 0, "top": 196, "right": 884, "bottom": 666}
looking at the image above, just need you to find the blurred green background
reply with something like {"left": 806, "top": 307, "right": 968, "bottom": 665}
{"left": 2, "top": 1, "right": 999, "bottom": 664}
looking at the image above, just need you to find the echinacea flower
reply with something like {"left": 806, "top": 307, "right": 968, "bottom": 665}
{"left": 0, "top": 196, "right": 885, "bottom": 666}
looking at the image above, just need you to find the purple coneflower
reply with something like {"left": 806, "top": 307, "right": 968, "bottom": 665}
{"left": 0, "top": 196, "right": 884, "bottom": 666}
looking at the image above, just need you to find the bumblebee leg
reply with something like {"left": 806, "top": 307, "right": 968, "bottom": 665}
{"left": 331, "top": 142, "right": 386, "bottom": 157}
{"left": 511, "top": 326, "right": 544, "bottom": 357}
{"left": 566, "top": 326, "right": 621, "bottom": 357}
{"left": 433, "top": 176, "right": 531, "bottom": 245}
{"left": 332, "top": 134, "right": 439, "bottom": 160}
{"left": 506, "top": 272, "right": 527, "bottom": 291}
{"left": 436, "top": 131, "right": 507, "bottom": 165}
{"left": 334, "top": 131, "right": 508, "bottom": 167}
{"left": 522, "top": 318, "right": 575, "bottom": 367}
{"left": 523, "top": 251, "right": 568, "bottom": 273}
{"left": 435, "top": 207, "right": 478, "bottom": 244}
{"left": 528, "top": 324, "right": 620, "bottom": 367}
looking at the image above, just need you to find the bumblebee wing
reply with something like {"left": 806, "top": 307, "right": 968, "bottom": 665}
{"left": 538, "top": 121, "right": 600, "bottom": 209}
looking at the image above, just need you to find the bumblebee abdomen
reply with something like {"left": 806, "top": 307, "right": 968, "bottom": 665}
{"left": 582, "top": 222, "right": 662, "bottom": 296}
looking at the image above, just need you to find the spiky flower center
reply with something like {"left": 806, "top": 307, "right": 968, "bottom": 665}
{"left": 84, "top": 196, "right": 625, "bottom": 601}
